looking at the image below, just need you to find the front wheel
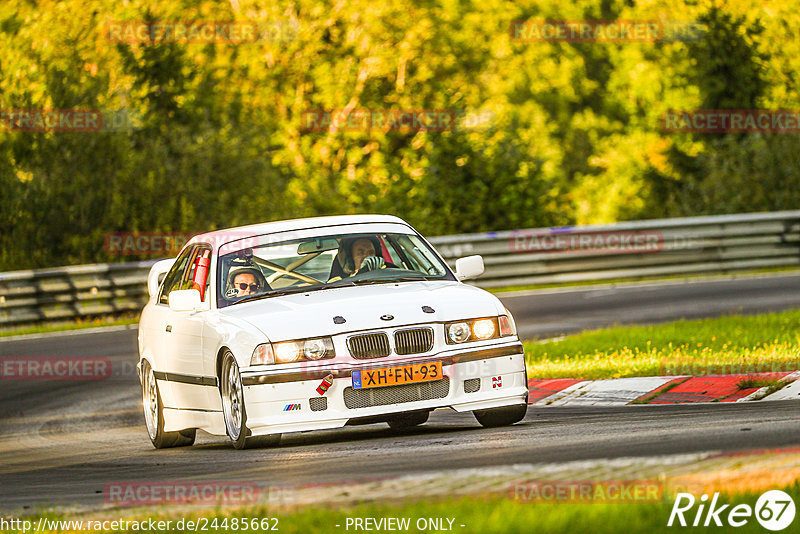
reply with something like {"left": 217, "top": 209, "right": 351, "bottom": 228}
{"left": 221, "top": 351, "right": 280, "bottom": 449}
{"left": 141, "top": 361, "right": 196, "bottom": 448}
{"left": 473, "top": 404, "right": 527, "bottom": 428}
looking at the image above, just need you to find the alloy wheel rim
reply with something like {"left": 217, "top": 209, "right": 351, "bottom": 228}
{"left": 143, "top": 367, "right": 158, "bottom": 439}
{"left": 223, "top": 358, "right": 243, "bottom": 440}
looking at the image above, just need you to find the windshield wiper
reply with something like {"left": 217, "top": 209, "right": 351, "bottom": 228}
{"left": 232, "top": 293, "right": 273, "bottom": 305}
{"left": 350, "top": 275, "right": 429, "bottom": 285}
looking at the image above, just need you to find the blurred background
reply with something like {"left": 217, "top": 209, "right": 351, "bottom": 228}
{"left": 1, "top": 0, "right": 798, "bottom": 270}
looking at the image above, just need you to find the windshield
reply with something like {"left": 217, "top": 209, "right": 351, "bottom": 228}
{"left": 217, "top": 232, "right": 454, "bottom": 307}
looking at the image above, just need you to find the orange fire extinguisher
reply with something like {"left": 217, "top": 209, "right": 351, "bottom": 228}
{"left": 192, "top": 250, "right": 211, "bottom": 300}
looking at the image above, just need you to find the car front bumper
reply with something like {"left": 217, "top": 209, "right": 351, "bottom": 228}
{"left": 239, "top": 342, "right": 527, "bottom": 435}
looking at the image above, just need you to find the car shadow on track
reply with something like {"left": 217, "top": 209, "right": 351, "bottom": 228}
{"left": 187, "top": 411, "right": 535, "bottom": 451}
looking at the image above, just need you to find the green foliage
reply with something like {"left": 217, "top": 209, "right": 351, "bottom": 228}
{"left": 0, "top": 0, "right": 798, "bottom": 269}
{"left": 690, "top": 5, "right": 768, "bottom": 111}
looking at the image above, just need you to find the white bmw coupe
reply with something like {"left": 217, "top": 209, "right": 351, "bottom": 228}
{"left": 138, "top": 215, "right": 528, "bottom": 449}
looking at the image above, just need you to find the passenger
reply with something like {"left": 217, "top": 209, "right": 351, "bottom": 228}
{"left": 226, "top": 267, "right": 269, "bottom": 298}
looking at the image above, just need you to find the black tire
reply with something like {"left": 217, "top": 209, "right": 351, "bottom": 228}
{"left": 473, "top": 403, "right": 527, "bottom": 428}
{"left": 387, "top": 410, "right": 430, "bottom": 430}
{"left": 221, "top": 351, "right": 281, "bottom": 450}
{"left": 141, "top": 361, "right": 196, "bottom": 449}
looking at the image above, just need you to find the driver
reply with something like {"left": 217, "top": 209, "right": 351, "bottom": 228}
{"left": 226, "top": 267, "right": 269, "bottom": 298}
{"left": 351, "top": 238, "right": 384, "bottom": 274}
{"left": 329, "top": 236, "right": 393, "bottom": 282}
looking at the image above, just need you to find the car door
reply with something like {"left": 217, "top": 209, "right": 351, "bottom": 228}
{"left": 147, "top": 244, "right": 195, "bottom": 402}
{"left": 159, "top": 244, "right": 217, "bottom": 412}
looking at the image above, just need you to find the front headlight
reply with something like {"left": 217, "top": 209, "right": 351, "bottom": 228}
{"left": 447, "top": 322, "right": 471, "bottom": 343}
{"left": 445, "top": 316, "right": 515, "bottom": 344}
{"left": 472, "top": 318, "right": 496, "bottom": 340}
{"left": 274, "top": 341, "right": 302, "bottom": 363}
{"left": 250, "top": 337, "right": 335, "bottom": 366}
{"left": 302, "top": 338, "right": 330, "bottom": 360}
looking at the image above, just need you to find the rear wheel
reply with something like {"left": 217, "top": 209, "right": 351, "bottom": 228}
{"left": 473, "top": 404, "right": 527, "bottom": 428}
{"left": 221, "top": 351, "right": 280, "bottom": 449}
{"left": 387, "top": 410, "right": 430, "bottom": 430}
{"left": 141, "top": 361, "right": 196, "bottom": 448}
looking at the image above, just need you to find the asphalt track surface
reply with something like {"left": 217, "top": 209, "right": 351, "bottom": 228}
{"left": 2, "top": 274, "right": 800, "bottom": 514}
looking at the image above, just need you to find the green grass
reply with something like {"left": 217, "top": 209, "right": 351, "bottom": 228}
{"left": 0, "top": 314, "right": 139, "bottom": 338}
{"left": 524, "top": 309, "right": 800, "bottom": 379}
{"left": 735, "top": 377, "right": 790, "bottom": 400}
{"left": 13, "top": 481, "right": 799, "bottom": 533}
{"left": 736, "top": 377, "right": 784, "bottom": 390}
{"left": 629, "top": 378, "right": 687, "bottom": 404}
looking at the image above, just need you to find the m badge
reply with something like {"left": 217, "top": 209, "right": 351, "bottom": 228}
{"left": 283, "top": 403, "right": 301, "bottom": 411}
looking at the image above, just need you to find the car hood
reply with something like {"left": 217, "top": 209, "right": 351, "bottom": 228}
{"left": 218, "top": 281, "right": 504, "bottom": 342}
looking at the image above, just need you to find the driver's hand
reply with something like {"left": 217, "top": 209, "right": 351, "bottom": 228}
{"left": 359, "top": 256, "right": 385, "bottom": 272}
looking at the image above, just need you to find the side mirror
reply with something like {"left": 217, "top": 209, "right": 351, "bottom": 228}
{"left": 454, "top": 255, "right": 484, "bottom": 281}
{"left": 168, "top": 289, "right": 202, "bottom": 312}
{"left": 147, "top": 259, "right": 175, "bottom": 298}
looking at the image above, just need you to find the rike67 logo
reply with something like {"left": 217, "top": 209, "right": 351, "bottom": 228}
{"left": 668, "top": 490, "right": 796, "bottom": 531}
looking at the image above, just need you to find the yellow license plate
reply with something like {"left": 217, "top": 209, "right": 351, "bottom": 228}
{"left": 351, "top": 361, "right": 442, "bottom": 389}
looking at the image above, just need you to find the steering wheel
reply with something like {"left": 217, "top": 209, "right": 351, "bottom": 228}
{"left": 348, "top": 266, "right": 407, "bottom": 281}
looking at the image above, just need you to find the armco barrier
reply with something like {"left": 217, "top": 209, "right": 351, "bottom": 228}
{"left": 0, "top": 261, "right": 157, "bottom": 328}
{"left": 431, "top": 210, "right": 800, "bottom": 288}
{"left": 1, "top": 211, "right": 799, "bottom": 328}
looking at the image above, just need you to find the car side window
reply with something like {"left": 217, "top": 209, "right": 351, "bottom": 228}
{"left": 181, "top": 245, "right": 212, "bottom": 301}
{"left": 158, "top": 246, "right": 196, "bottom": 305}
